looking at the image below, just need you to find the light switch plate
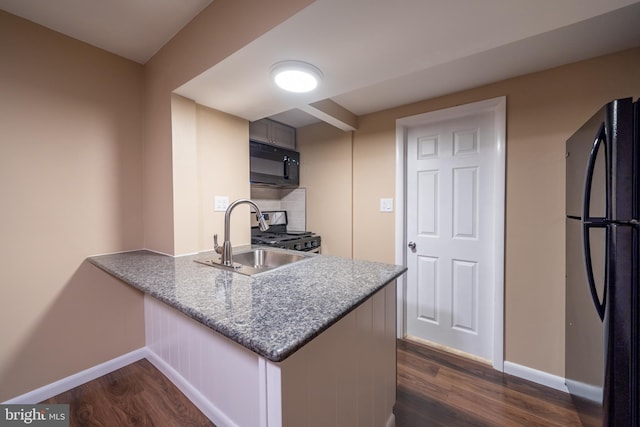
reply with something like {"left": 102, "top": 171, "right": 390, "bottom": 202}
{"left": 380, "top": 198, "right": 393, "bottom": 212}
{"left": 214, "top": 196, "right": 229, "bottom": 212}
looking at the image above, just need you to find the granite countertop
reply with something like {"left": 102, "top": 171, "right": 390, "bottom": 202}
{"left": 88, "top": 247, "right": 406, "bottom": 362}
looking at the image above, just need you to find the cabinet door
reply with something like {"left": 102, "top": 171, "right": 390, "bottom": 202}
{"left": 270, "top": 121, "right": 296, "bottom": 149}
{"left": 249, "top": 120, "right": 270, "bottom": 144}
{"left": 249, "top": 119, "right": 296, "bottom": 149}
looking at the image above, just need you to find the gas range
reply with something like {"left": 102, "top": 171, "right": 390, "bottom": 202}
{"left": 251, "top": 210, "right": 321, "bottom": 252}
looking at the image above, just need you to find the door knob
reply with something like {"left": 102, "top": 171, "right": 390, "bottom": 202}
{"left": 408, "top": 241, "right": 416, "bottom": 250}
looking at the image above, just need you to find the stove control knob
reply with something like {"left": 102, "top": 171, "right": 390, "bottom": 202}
{"left": 294, "top": 243, "right": 302, "bottom": 250}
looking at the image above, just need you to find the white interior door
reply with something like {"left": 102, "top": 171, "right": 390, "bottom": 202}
{"left": 403, "top": 99, "right": 505, "bottom": 365}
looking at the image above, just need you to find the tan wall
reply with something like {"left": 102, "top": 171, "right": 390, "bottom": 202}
{"left": 352, "top": 116, "right": 399, "bottom": 264}
{"left": 196, "top": 104, "right": 252, "bottom": 251}
{"left": 297, "top": 117, "right": 397, "bottom": 263}
{"left": 142, "top": 0, "right": 315, "bottom": 255}
{"left": 171, "top": 96, "right": 254, "bottom": 253}
{"left": 297, "top": 123, "right": 353, "bottom": 258}
{"left": 0, "top": 11, "right": 145, "bottom": 400}
{"left": 299, "top": 47, "right": 640, "bottom": 376}
{"left": 171, "top": 94, "right": 199, "bottom": 255}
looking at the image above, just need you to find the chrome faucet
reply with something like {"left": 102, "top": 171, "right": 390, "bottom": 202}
{"left": 214, "top": 199, "right": 269, "bottom": 266}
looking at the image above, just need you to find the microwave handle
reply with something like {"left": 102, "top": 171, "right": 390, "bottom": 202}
{"left": 283, "top": 156, "right": 289, "bottom": 179}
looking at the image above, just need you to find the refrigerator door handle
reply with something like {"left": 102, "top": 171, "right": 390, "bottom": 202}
{"left": 582, "top": 222, "right": 606, "bottom": 321}
{"left": 582, "top": 124, "right": 606, "bottom": 222}
{"left": 581, "top": 123, "right": 607, "bottom": 321}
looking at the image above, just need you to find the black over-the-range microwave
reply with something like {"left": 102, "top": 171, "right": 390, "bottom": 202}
{"left": 249, "top": 140, "right": 300, "bottom": 188}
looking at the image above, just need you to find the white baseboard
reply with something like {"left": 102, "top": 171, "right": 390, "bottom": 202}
{"left": 3, "top": 346, "right": 233, "bottom": 426}
{"left": 4, "top": 345, "right": 569, "bottom": 426}
{"left": 565, "top": 379, "right": 602, "bottom": 403}
{"left": 144, "top": 349, "right": 238, "bottom": 427}
{"left": 3, "top": 348, "right": 148, "bottom": 404}
{"left": 504, "top": 361, "right": 568, "bottom": 393}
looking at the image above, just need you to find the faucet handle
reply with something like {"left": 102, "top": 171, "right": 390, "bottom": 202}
{"left": 214, "top": 234, "right": 222, "bottom": 254}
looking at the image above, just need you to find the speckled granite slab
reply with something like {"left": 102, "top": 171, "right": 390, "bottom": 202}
{"left": 87, "top": 248, "right": 406, "bottom": 362}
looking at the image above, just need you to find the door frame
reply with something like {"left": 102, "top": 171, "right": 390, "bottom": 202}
{"left": 394, "top": 96, "right": 506, "bottom": 370}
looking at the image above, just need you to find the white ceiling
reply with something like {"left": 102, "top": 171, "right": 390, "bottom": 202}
{"left": 3, "top": 0, "right": 640, "bottom": 128}
{"left": 0, "top": 0, "right": 213, "bottom": 63}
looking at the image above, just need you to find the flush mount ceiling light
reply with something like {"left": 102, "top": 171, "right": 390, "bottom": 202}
{"left": 270, "top": 60, "right": 323, "bottom": 93}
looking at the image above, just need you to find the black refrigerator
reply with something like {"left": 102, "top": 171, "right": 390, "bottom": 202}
{"left": 565, "top": 97, "right": 639, "bottom": 426}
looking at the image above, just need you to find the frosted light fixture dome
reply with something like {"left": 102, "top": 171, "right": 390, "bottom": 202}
{"left": 271, "top": 61, "right": 323, "bottom": 93}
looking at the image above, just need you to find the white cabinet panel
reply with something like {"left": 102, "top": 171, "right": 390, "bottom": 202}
{"left": 144, "top": 281, "right": 397, "bottom": 427}
{"left": 145, "top": 296, "right": 261, "bottom": 427}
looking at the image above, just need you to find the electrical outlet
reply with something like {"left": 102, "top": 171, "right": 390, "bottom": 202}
{"left": 380, "top": 198, "right": 393, "bottom": 212}
{"left": 214, "top": 196, "right": 229, "bottom": 212}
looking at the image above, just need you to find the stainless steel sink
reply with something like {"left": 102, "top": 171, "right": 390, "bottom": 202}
{"left": 233, "top": 248, "right": 307, "bottom": 268}
{"left": 195, "top": 247, "right": 313, "bottom": 276}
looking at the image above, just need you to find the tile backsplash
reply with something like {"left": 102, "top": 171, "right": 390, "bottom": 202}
{"left": 253, "top": 188, "right": 306, "bottom": 232}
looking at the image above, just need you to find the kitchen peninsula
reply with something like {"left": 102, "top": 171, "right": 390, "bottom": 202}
{"left": 88, "top": 248, "right": 406, "bottom": 427}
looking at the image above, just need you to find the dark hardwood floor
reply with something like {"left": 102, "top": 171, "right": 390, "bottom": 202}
{"left": 41, "top": 358, "right": 215, "bottom": 427}
{"left": 41, "top": 339, "right": 581, "bottom": 426}
{"left": 395, "top": 338, "right": 582, "bottom": 426}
